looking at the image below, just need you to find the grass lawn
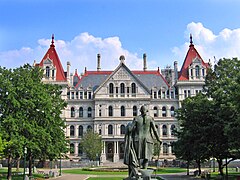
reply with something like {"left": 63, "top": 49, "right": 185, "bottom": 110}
{"left": 155, "top": 167, "right": 186, "bottom": 174}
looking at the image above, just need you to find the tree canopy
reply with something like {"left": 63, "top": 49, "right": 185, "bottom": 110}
{"left": 80, "top": 129, "right": 102, "bottom": 161}
{"left": 0, "top": 64, "right": 68, "bottom": 179}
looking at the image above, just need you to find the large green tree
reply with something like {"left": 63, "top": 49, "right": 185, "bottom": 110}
{"left": 205, "top": 58, "right": 240, "bottom": 175}
{"left": 0, "top": 64, "right": 68, "bottom": 179}
{"left": 80, "top": 129, "right": 102, "bottom": 161}
{"left": 174, "top": 94, "right": 215, "bottom": 175}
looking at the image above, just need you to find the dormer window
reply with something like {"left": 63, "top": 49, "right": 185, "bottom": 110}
{"left": 195, "top": 65, "right": 200, "bottom": 78}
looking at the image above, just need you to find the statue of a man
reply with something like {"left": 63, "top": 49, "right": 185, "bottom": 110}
{"left": 124, "top": 105, "right": 161, "bottom": 176}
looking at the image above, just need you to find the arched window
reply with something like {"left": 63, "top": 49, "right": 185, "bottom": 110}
{"left": 162, "top": 106, "right": 166, "bottom": 117}
{"left": 87, "top": 125, "right": 92, "bottom": 131}
{"left": 78, "top": 144, "right": 83, "bottom": 155}
{"left": 195, "top": 65, "right": 200, "bottom": 78}
{"left": 162, "top": 125, "right": 167, "bottom": 136}
{"left": 133, "top": 106, "right": 137, "bottom": 116}
{"left": 79, "top": 125, "right": 83, "bottom": 137}
{"left": 109, "top": 83, "right": 114, "bottom": 94}
{"left": 46, "top": 66, "right": 50, "bottom": 78}
{"left": 79, "top": 107, "right": 83, "bottom": 117}
{"left": 108, "top": 125, "right": 113, "bottom": 135}
{"left": 170, "top": 106, "right": 175, "bottom": 117}
{"left": 120, "top": 83, "right": 125, "bottom": 95}
{"left": 171, "top": 124, "right": 176, "bottom": 136}
{"left": 131, "top": 83, "right": 136, "bottom": 94}
{"left": 87, "top": 107, "right": 92, "bottom": 117}
{"left": 154, "top": 106, "right": 158, "bottom": 117}
{"left": 121, "top": 106, "right": 125, "bottom": 116}
{"left": 108, "top": 106, "right": 113, "bottom": 117}
{"left": 70, "top": 125, "right": 75, "bottom": 137}
{"left": 163, "top": 143, "right": 168, "bottom": 155}
{"left": 120, "top": 125, "right": 125, "bottom": 135}
{"left": 70, "top": 143, "right": 74, "bottom": 154}
{"left": 71, "top": 107, "right": 75, "bottom": 117}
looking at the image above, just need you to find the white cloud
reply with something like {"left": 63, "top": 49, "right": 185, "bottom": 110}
{"left": 0, "top": 32, "right": 154, "bottom": 73}
{"left": 173, "top": 22, "right": 240, "bottom": 66}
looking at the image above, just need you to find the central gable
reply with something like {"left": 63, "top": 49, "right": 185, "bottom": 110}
{"left": 94, "top": 62, "right": 151, "bottom": 98}
{"left": 112, "top": 67, "right": 132, "bottom": 81}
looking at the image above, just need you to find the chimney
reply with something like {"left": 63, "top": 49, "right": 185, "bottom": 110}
{"left": 143, "top": 53, "right": 147, "bottom": 71}
{"left": 67, "top": 61, "right": 71, "bottom": 82}
{"left": 97, "top": 53, "right": 101, "bottom": 71}
{"left": 174, "top": 61, "right": 178, "bottom": 80}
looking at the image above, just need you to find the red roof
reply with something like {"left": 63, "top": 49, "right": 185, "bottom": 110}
{"left": 178, "top": 35, "right": 209, "bottom": 81}
{"left": 39, "top": 35, "right": 66, "bottom": 81}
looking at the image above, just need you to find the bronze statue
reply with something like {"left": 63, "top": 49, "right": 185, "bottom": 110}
{"left": 124, "top": 105, "right": 161, "bottom": 179}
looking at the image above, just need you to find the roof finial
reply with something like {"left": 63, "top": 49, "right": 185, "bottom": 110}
{"left": 51, "top": 34, "right": 55, "bottom": 47}
{"left": 190, "top": 33, "right": 193, "bottom": 45}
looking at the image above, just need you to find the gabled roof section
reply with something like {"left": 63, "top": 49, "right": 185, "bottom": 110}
{"left": 178, "top": 34, "right": 209, "bottom": 81}
{"left": 94, "top": 62, "right": 151, "bottom": 94}
{"left": 74, "top": 60, "right": 170, "bottom": 93}
{"left": 39, "top": 35, "right": 66, "bottom": 81}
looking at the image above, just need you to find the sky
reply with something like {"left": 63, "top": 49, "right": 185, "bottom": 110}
{"left": 1, "top": 0, "right": 240, "bottom": 73}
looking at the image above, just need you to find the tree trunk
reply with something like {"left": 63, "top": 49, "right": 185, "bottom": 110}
{"left": 7, "top": 155, "right": 12, "bottom": 180}
{"left": 16, "top": 157, "right": 20, "bottom": 172}
{"left": 187, "top": 160, "right": 189, "bottom": 175}
{"left": 28, "top": 153, "right": 32, "bottom": 177}
{"left": 218, "top": 159, "right": 224, "bottom": 176}
{"left": 197, "top": 160, "right": 201, "bottom": 176}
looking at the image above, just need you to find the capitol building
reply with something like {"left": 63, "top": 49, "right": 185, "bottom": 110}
{"left": 35, "top": 34, "right": 209, "bottom": 163}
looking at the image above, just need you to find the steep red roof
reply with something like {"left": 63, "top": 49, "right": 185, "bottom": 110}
{"left": 39, "top": 35, "right": 66, "bottom": 81}
{"left": 178, "top": 35, "right": 209, "bottom": 81}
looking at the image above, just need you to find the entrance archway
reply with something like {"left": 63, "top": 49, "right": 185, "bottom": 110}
{"left": 106, "top": 142, "right": 114, "bottom": 161}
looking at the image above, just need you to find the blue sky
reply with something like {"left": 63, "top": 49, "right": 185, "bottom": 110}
{"left": 1, "top": 0, "right": 240, "bottom": 72}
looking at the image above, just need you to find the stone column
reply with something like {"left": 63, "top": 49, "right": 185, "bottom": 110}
{"left": 75, "top": 125, "right": 78, "bottom": 138}
{"left": 113, "top": 141, "right": 119, "bottom": 162}
{"left": 101, "top": 141, "right": 106, "bottom": 162}
{"left": 74, "top": 142, "right": 78, "bottom": 156}
{"left": 168, "top": 124, "right": 171, "bottom": 138}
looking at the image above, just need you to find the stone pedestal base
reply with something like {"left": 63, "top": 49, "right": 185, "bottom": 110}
{"left": 123, "top": 169, "right": 157, "bottom": 180}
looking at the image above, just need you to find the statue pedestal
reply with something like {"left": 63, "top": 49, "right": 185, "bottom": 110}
{"left": 123, "top": 168, "right": 157, "bottom": 180}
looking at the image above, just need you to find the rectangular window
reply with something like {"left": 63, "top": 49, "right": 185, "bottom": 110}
{"left": 184, "top": 90, "right": 187, "bottom": 98}
{"left": 154, "top": 92, "right": 157, "bottom": 99}
{"left": 71, "top": 92, "right": 74, "bottom": 99}
{"left": 88, "top": 92, "right": 92, "bottom": 99}
{"left": 76, "top": 92, "right": 79, "bottom": 99}
{"left": 188, "top": 90, "right": 191, "bottom": 97}
{"left": 80, "top": 92, "right": 83, "bottom": 99}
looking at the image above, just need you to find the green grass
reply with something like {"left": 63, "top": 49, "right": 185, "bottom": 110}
{"left": 156, "top": 167, "right": 186, "bottom": 174}
{"left": 63, "top": 167, "right": 186, "bottom": 175}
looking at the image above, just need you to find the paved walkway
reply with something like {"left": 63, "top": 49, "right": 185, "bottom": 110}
{"left": 53, "top": 174, "right": 89, "bottom": 180}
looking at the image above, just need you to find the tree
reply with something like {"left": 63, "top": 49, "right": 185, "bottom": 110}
{"left": 0, "top": 64, "right": 68, "bottom": 179}
{"left": 174, "top": 94, "right": 215, "bottom": 176}
{"left": 80, "top": 130, "right": 102, "bottom": 161}
{"left": 205, "top": 58, "right": 240, "bottom": 175}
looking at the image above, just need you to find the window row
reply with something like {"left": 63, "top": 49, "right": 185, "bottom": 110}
{"left": 189, "top": 65, "right": 206, "bottom": 79}
{"left": 70, "top": 105, "right": 175, "bottom": 118}
{"left": 70, "top": 107, "right": 92, "bottom": 118}
{"left": 109, "top": 82, "right": 137, "bottom": 96}
{"left": 151, "top": 89, "right": 178, "bottom": 99}
{"left": 67, "top": 91, "right": 92, "bottom": 100}
{"left": 69, "top": 125, "right": 92, "bottom": 137}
